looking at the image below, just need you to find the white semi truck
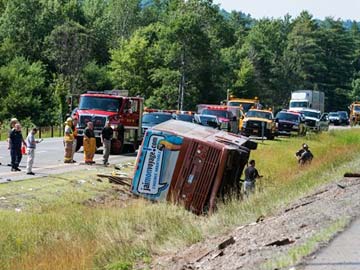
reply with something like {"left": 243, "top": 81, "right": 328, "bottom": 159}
{"left": 289, "top": 90, "right": 325, "bottom": 113}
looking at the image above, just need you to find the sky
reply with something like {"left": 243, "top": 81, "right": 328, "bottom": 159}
{"left": 213, "top": 0, "right": 360, "bottom": 21}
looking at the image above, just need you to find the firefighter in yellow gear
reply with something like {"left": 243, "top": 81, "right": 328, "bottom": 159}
{"left": 64, "top": 117, "right": 74, "bottom": 163}
{"left": 83, "top": 122, "right": 96, "bottom": 164}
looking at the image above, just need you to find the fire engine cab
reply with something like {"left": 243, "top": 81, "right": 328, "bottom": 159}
{"left": 73, "top": 90, "right": 144, "bottom": 154}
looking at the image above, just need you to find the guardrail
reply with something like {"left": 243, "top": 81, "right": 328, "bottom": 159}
{"left": 0, "top": 126, "right": 64, "bottom": 141}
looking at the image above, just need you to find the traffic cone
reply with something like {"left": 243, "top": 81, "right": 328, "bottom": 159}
{"left": 21, "top": 145, "right": 26, "bottom": 155}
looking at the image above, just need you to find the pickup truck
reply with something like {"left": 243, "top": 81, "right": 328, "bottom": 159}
{"left": 301, "top": 109, "right": 329, "bottom": 132}
{"left": 275, "top": 110, "right": 307, "bottom": 136}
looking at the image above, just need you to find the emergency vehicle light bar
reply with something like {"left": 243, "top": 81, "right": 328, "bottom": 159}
{"left": 86, "top": 90, "right": 128, "bottom": 96}
{"left": 206, "top": 105, "right": 228, "bottom": 110}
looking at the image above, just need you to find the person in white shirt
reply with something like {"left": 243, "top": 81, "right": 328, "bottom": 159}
{"left": 26, "top": 128, "right": 41, "bottom": 175}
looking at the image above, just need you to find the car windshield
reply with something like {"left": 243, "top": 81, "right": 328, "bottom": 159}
{"left": 202, "top": 109, "right": 230, "bottom": 118}
{"left": 142, "top": 113, "right": 172, "bottom": 124}
{"left": 276, "top": 112, "right": 299, "bottom": 122}
{"left": 338, "top": 111, "right": 348, "bottom": 117}
{"left": 198, "top": 115, "right": 217, "bottom": 126}
{"left": 227, "top": 101, "right": 255, "bottom": 112}
{"left": 302, "top": 110, "right": 320, "bottom": 119}
{"left": 354, "top": 106, "right": 360, "bottom": 112}
{"left": 246, "top": 110, "right": 272, "bottom": 119}
{"left": 329, "top": 112, "right": 339, "bottom": 117}
{"left": 290, "top": 101, "right": 308, "bottom": 108}
{"left": 175, "top": 114, "right": 194, "bottom": 122}
{"left": 79, "top": 96, "right": 121, "bottom": 112}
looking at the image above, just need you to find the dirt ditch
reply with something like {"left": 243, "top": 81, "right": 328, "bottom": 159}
{"left": 152, "top": 176, "right": 360, "bottom": 270}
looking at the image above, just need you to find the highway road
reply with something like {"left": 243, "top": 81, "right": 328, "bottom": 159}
{"left": 301, "top": 219, "right": 360, "bottom": 270}
{"left": 0, "top": 124, "right": 352, "bottom": 183}
{"left": 0, "top": 138, "right": 136, "bottom": 183}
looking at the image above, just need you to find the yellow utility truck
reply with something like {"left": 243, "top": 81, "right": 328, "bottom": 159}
{"left": 240, "top": 108, "right": 277, "bottom": 140}
{"left": 349, "top": 102, "right": 360, "bottom": 126}
{"left": 227, "top": 96, "right": 261, "bottom": 113}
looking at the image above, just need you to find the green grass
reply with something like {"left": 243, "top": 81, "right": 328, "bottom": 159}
{"left": 0, "top": 129, "right": 360, "bottom": 270}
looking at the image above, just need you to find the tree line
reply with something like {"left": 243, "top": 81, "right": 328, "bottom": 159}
{"left": 0, "top": 0, "right": 359, "bottom": 126}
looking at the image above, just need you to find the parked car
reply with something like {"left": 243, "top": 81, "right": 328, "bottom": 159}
{"left": 275, "top": 110, "right": 307, "bottom": 136}
{"left": 141, "top": 112, "right": 173, "bottom": 134}
{"left": 194, "top": 114, "right": 220, "bottom": 129}
{"left": 173, "top": 113, "right": 194, "bottom": 123}
{"left": 329, "top": 112, "right": 340, "bottom": 125}
{"left": 337, "top": 111, "right": 350, "bottom": 125}
{"left": 301, "top": 109, "right": 329, "bottom": 132}
{"left": 198, "top": 106, "right": 236, "bottom": 132}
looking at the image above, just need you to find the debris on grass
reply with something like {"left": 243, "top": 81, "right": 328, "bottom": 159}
{"left": 265, "top": 238, "right": 295, "bottom": 247}
{"left": 336, "top": 183, "right": 346, "bottom": 189}
{"left": 218, "top": 236, "right": 236, "bottom": 250}
{"left": 344, "top": 172, "right": 360, "bottom": 177}
{"left": 97, "top": 174, "right": 132, "bottom": 187}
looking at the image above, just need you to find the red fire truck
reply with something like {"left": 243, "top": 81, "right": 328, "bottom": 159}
{"left": 73, "top": 90, "right": 144, "bottom": 154}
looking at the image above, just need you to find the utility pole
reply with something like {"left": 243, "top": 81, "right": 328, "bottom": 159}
{"left": 178, "top": 51, "right": 185, "bottom": 111}
{"left": 226, "top": 89, "right": 231, "bottom": 102}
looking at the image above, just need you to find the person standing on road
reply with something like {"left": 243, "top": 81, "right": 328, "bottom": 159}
{"left": 243, "top": 159, "right": 262, "bottom": 197}
{"left": 6, "top": 118, "right": 20, "bottom": 166}
{"left": 101, "top": 121, "right": 113, "bottom": 166}
{"left": 9, "top": 123, "right": 26, "bottom": 171}
{"left": 83, "top": 122, "right": 96, "bottom": 165}
{"left": 64, "top": 117, "right": 74, "bottom": 163}
{"left": 25, "top": 128, "right": 41, "bottom": 175}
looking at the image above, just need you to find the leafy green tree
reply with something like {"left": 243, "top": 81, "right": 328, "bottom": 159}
{"left": 51, "top": 74, "right": 70, "bottom": 122}
{"left": 81, "top": 61, "right": 112, "bottom": 91}
{"left": 349, "top": 22, "right": 360, "bottom": 102}
{"left": 0, "top": 38, "right": 17, "bottom": 66}
{"left": 109, "top": 24, "right": 160, "bottom": 98}
{"left": 153, "top": 0, "right": 229, "bottom": 108}
{"left": 82, "top": 0, "right": 112, "bottom": 64}
{"left": 233, "top": 57, "right": 256, "bottom": 96}
{"left": 318, "top": 18, "right": 354, "bottom": 110}
{"left": 0, "top": 57, "right": 55, "bottom": 125}
{"left": 351, "top": 78, "right": 360, "bottom": 100}
{"left": 238, "top": 18, "right": 287, "bottom": 106}
{"left": 0, "top": 0, "right": 44, "bottom": 60}
{"left": 146, "top": 68, "right": 181, "bottom": 108}
{"left": 106, "top": 0, "right": 141, "bottom": 46}
{"left": 283, "top": 11, "right": 326, "bottom": 90}
{"left": 44, "top": 20, "right": 92, "bottom": 95}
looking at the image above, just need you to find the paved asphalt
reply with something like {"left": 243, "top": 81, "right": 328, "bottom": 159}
{"left": 301, "top": 219, "right": 360, "bottom": 270}
{"left": 0, "top": 137, "right": 136, "bottom": 183}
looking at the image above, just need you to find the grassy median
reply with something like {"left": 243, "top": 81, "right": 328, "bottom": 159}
{"left": 0, "top": 129, "right": 360, "bottom": 270}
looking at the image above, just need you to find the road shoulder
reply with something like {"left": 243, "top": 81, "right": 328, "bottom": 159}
{"left": 152, "top": 176, "right": 360, "bottom": 270}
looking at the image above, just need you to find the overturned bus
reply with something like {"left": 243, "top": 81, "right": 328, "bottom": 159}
{"left": 131, "top": 120, "right": 257, "bottom": 215}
